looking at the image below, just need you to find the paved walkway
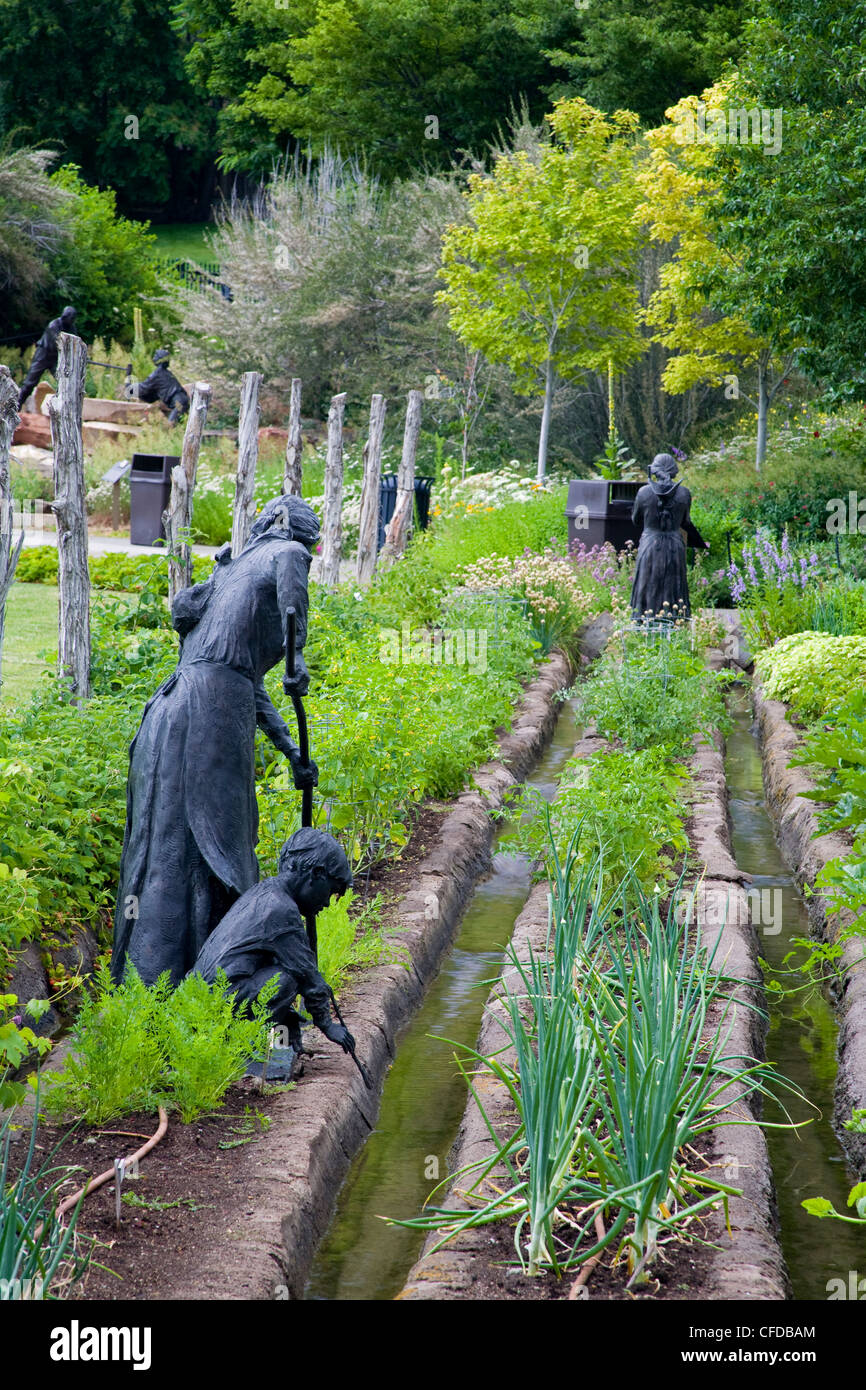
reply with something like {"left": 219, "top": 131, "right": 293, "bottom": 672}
{"left": 20, "top": 530, "right": 220, "bottom": 560}
{"left": 19, "top": 530, "right": 357, "bottom": 584}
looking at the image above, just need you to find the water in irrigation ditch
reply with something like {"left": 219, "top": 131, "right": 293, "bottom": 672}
{"left": 304, "top": 701, "right": 580, "bottom": 1301}
{"left": 725, "top": 690, "right": 862, "bottom": 1300}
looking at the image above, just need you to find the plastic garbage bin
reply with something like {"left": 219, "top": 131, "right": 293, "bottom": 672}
{"left": 129, "top": 453, "right": 178, "bottom": 546}
{"left": 376, "top": 474, "right": 435, "bottom": 550}
{"left": 413, "top": 475, "right": 434, "bottom": 531}
{"left": 377, "top": 473, "right": 398, "bottom": 550}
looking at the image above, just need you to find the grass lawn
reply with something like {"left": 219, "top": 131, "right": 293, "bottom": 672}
{"left": 1, "top": 582, "right": 58, "bottom": 707}
{"left": 151, "top": 223, "right": 215, "bottom": 267}
{"left": 1, "top": 583, "right": 136, "bottom": 708}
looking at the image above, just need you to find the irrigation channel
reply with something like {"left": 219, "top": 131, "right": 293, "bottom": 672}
{"left": 305, "top": 684, "right": 860, "bottom": 1300}
{"left": 305, "top": 700, "right": 579, "bottom": 1300}
{"left": 726, "top": 688, "right": 862, "bottom": 1300}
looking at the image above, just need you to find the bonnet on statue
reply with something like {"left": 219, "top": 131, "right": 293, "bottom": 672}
{"left": 171, "top": 495, "right": 321, "bottom": 638}
{"left": 648, "top": 453, "right": 680, "bottom": 531}
{"left": 248, "top": 494, "right": 321, "bottom": 548}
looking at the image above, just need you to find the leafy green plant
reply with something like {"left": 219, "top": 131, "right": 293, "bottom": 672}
{"left": 803, "top": 1183, "right": 866, "bottom": 1226}
{"left": 593, "top": 430, "right": 640, "bottom": 481}
{"left": 157, "top": 970, "right": 277, "bottom": 1123}
{"left": 755, "top": 632, "right": 866, "bottom": 722}
{"left": 0, "top": 994, "right": 52, "bottom": 1110}
{"left": 43, "top": 965, "right": 279, "bottom": 1125}
{"left": 507, "top": 747, "right": 690, "bottom": 895}
{"left": 43, "top": 964, "right": 168, "bottom": 1124}
{"left": 315, "top": 892, "right": 390, "bottom": 996}
{"left": 569, "top": 628, "right": 732, "bottom": 757}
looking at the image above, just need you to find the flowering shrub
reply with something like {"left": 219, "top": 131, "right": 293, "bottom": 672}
{"left": 432, "top": 459, "right": 570, "bottom": 522}
{"left": 459, "top": 545, "right": 602, "bottom": 656}
{"left": 755, "top": 632, "right": 866, "bottom": 721}
{"left": 729, "top": 528, "right": 866, "bottom": 649}
{"left": 728, "top": 530, "right": 821, "bottom": 649}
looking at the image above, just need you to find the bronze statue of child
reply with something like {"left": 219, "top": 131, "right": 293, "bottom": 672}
{"left": 191, "top": 828, "right": 356, "bottom": 1068}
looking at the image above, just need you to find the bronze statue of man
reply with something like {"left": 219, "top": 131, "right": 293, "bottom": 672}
{"left": 112, "top": 495, "right": 320, "bottom": 987}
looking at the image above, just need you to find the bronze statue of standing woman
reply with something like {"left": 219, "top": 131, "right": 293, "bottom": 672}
{"left": 111, "top": 494, "right": 320, "bottom": 987}
{"left": 629, "top": 453, "right": 692, "bottom": 623}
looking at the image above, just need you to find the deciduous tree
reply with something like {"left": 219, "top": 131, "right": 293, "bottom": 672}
{"left": 437, "top": 99, "right": 643, "bottom": 481}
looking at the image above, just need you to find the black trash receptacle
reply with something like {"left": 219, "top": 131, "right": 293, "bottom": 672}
{"left": 376, "top": 474, "right": 435, "bottom": 550}
{"left": 565, "top": 479, "right": 641, "bottom": 554}
{"left": 129, "top": 453, "right": 178, "bottom": 546}
{"left": 377, "top": 473, "right": 398, "bottom": 550}
{"left": 414, "top": 475, "right": 434, "bottom": 531}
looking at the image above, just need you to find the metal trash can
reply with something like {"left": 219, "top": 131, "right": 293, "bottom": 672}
{"left": 565, "top": 477, "right": 708, "bottom": 555}
{"left": 129, "top": 453, "right": 178, "bottom": 546}
{"left": 414, "top": 475, "right": 434, "bottom": 531}
{"left": 565, "top": 479, "right": 641, "bottom": 553}
{"left": 377, "top": 474, "right": 398, "bottom": 550}
{"left": 377, "top": 474, "right": 435, "bottom": 550}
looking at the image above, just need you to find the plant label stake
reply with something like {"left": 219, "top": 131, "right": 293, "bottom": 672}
{"left": 114, "top": 1157, "right": 124, "bottom": 1226}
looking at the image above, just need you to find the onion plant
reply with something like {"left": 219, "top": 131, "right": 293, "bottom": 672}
{"left": 1, "top": 1092, "right": 90, "bottom": 1299}
{"left": 385, "top": 832, "right": 805, "bottom": 1283}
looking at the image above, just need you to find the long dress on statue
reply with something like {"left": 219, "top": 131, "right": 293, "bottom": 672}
{"left": 629, "top": 481, "right": 692, "bottom": 621}
{"left": 111, "top": 532, "right": 312, "bottom": 987}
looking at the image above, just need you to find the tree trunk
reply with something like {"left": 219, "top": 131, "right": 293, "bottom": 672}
{"left": 48, "top": 333, "right": 90, "bottom": 703}
{"left": 381, "top": 389, "right": 422, "bottom": 562}
{"left": 356, "top": 394, "right": 387, "bottom": 585}
{"left": 320, "top": 392, "right": 347, "bottom": 588}
{"left": 165, "top": 381, "right": 211, "bottom": 604}
{"left": 284, "top": 378, "right": 303, "bottom": 496}
{"left": 0, "top": 365, "right": 23, "bottom": 690}
{"left": 537, "top": 356, "right": 554, "bottom": 483}
{"left": 232, "top": 371, "right": 262, "bottom": 557}
{"left": 755, "top": 362, "right": 768, "bottom": 471}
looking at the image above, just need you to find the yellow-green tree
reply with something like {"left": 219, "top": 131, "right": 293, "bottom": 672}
{"left": 638, "top": 84, "right": 799, "bottom": 470}
{"left": 438, "top": 99, "right": 644, "bottom": 481}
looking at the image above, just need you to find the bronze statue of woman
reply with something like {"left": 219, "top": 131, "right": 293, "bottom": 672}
{"left": 111, "top": 495, "right": 320, "bottom": 987}
{"left": 629, "top": 453, "right": 692, "bottom": 623}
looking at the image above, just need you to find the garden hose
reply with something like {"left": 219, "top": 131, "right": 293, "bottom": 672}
{"left": 55, "top": 1105, "right": 169, "bottom": 1224}
{"left": 567, "top": 1211, "right": 607, "bottom": 1300}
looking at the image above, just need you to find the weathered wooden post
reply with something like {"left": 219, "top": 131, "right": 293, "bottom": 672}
{"left": 164, "top": 381, "right": 211, "bottom": 604}
{"left": 320, "top": 392, "right": 347, "bottom": 588}
{"left": 356, "top": 393, "right": 386, "bottom": 585}
{"left": 48, "top": 333, "right": 90, "bottom": 702}
{"left": 283, "top": 377, "right": 303, "bottom": 496}
{"left": 381, "top": 389, "right": 423, "bottom": 562}
{"left": 0, "top": 366, "right": 23, "bottom": 689}
{"left": 232, "top": 371, "right": 262, "bottom": 557}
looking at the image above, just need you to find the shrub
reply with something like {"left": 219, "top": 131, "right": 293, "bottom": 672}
{"left": 43, "top": 964, "right": 168, "bottom": 1124}
{"left": 157, "top": 971, "right": 276, "bottom": 1123}
{"left": 755, "top": 632, "right": 866, "bottom": 721}
{"left": 570, "top": 628, "right": 731, "bottom": 758}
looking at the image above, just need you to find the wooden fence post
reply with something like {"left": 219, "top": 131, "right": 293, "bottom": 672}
{"left": 165, "top": 381, "right": 211, "bottom": 604}
{"left": 0, "top": 366, "right": 23, "bottom": 689}
{"left": 356, "top": 394, "right": 387, "bottom": 585}
{"left": 381, "top": 388, "right": 422, "bottom": 562}
{"left": 284, "top": 377, "right": 303, "bottom": 496}
{"left": 48, "top": 333, "right": 90, "bottom": 702}
{"left": 232, "top": 371, "right": 262, "bottom": 557}
{"left": 320, "top": 392, "right": 346, "bottom": 588}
